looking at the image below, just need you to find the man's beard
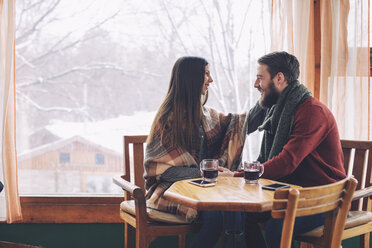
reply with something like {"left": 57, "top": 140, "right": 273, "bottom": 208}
{"left": 259, "top": 81, "right": 280, "bottom": 108}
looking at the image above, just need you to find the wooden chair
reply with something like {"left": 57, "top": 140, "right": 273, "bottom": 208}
{"left": 113, "top": 135, "right": 200, "bottom": 248}
{"left": 0, "top": 241, "right": 41, "bottom": 248}
{"left": 296, "top": 140, "right": 372, "bottom": 248}
{"left": 271, "top": 177, "right": 357, "bottom": 248}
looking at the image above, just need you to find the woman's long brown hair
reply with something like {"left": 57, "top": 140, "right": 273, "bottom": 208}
{"left": 148, "top": 56, "right": 209, "bottom": 149}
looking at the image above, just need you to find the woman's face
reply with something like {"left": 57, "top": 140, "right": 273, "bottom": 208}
{"left": 202, "top": 64, "right": 213, "bottom": 95}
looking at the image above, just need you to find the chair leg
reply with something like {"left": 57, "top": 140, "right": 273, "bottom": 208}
{"left": 137, "top": 233, "right": 154, "bottom": 248}
{"left": 136, "top": 237, "right": 149, "bottom": 248}
{"left": 360, "top": 233, "right": 370, "bottom": 248}
{"left": 178, "top": 234, "right": 186, "bottom": 248}
{"left": 124, "top": 223, "right": 131, "bottom": 248}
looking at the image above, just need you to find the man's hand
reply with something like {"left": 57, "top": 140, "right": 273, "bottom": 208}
{"left": 218, "top": 166, "right": 234, "bottom": 177}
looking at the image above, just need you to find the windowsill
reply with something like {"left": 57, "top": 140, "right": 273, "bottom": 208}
{"left": 5, "top": 195, "right": 124, "bottom": 223}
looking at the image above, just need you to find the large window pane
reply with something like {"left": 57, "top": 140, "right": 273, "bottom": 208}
{"left": 16, "top": 0, "right": 270, "bottom": 195}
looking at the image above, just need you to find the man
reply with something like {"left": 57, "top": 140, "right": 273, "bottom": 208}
{"left": 253, "top": 51, "right": 345, "bottom": 186}
{"left": 222, "top": 51, "right": 346, "bottom": 248}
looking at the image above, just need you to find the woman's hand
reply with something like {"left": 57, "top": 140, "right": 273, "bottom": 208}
{"left": 218, "top": 166, "right": 234, "bottom": 177}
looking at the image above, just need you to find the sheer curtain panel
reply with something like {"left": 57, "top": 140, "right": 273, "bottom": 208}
{"left": 0, "top": 0, "right": 22, "bottom": 223}
{"left": 270, "top": 0, "right": 315, "bottom": 93}
{"left": 320, "top": 0, "right": 370, "bottom": 139}
{"left": 271, "top": 0, "right": 371, "bottom": 140}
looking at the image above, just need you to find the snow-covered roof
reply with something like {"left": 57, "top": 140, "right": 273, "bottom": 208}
{"left": 18, "top": 135, "right": 122, "bottom": 160}
{"left": 44, "top": 111, "right": 155, "bottom": 153}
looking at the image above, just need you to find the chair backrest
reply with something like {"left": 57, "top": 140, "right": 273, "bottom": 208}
{"left": 271, "top": 177, "right": 357, "bottom": 248}
{"left": 123, "top": 135, "right": 148, "bottom": 200}
{"left": 341, "top": 139, "right": 372, "bottom": 211}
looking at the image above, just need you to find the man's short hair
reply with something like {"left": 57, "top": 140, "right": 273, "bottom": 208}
{"left": 258, "top": 51, "right": 300, "bottom": 84}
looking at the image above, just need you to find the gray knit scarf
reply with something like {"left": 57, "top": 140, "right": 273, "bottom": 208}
{"left": 257, "top": 80, "right": 311, "bottom": 163}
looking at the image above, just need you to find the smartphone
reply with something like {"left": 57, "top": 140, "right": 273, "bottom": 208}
{"left": 262, "top": 183, "right": 290, "bottom": 191}
{"left": 188, "top": 179, "right": 216, "bottom": 187}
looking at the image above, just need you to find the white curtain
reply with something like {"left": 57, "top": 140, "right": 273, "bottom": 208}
{"left": 0, "top": 0, "right": 22, "bottom": 223}
{"left": 320, "top": 0, "right": 370, "bottom": 139}
{"left": 270, "top": 0, "right": 315, "bottom": 93}
{"left": 271, "top": 0, "right": 371, "bottom": 140}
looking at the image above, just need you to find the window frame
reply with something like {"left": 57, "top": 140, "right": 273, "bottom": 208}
{"left": 12, "top": 195, "right": 123, "bottom": 223}
{"left": 10, "top": 1, "right": 325, "bottom": 224}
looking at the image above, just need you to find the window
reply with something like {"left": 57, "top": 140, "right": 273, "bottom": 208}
{"left": 16, "top": 0, "right": 270, "bottom": 195}
{"left": 95, "top": 154, "right": 105, "bottom": 165}
{"left": 59, "top": 153, "right": 71, "bottom": 164}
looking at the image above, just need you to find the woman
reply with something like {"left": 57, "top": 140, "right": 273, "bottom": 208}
{"left": 144, "top": 56, "right": 264, "bottom": 247}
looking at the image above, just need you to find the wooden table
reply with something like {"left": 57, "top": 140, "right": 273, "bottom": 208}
{"left": 164, "top": 177, "right": 301, "bottom": 212}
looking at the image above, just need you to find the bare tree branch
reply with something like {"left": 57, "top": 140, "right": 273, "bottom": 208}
{"left": 160, "top": 0, "right": 191, "bottom": 54}
{"left": 17, "top": 90, "right": 84, "bottom": 113}
{"left": 235, "top": 0, "right": 253, "bottom": 48}
{"left": 17, "top": 63, "right": 161, "bottom": 88}
{"left": 17, "top": 0, "right": 61, "bottom": 43}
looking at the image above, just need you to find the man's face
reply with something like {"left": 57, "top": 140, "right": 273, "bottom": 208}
{"left": 254, "top": 64, "right": 280, "bottom": 108}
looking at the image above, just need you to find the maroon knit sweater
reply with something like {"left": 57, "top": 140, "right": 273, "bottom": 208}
{"left": 235, "top": 97, "right": 346, "bottom": 187}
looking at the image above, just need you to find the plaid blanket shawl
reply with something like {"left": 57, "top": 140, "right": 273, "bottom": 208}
{"left": 144, "top": 106, "right": 248, "bottom": 222}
